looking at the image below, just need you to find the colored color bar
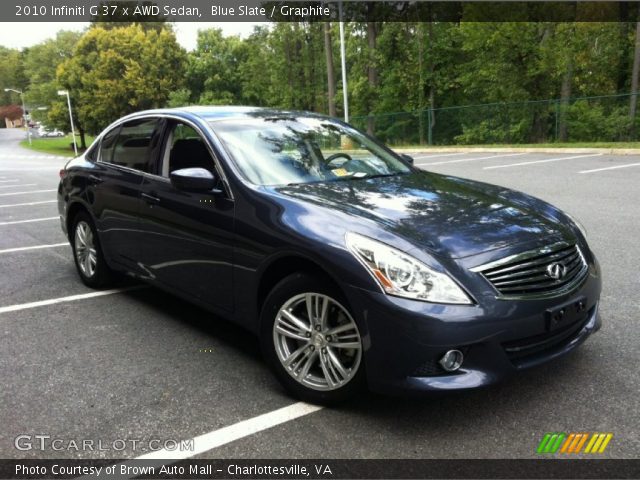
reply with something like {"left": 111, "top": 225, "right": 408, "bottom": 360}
{"left": 590, "top": 433, "right": 606, "bottom": 453}
{"left": 598, "top": 434, "right": 613, "bottom": 453}
{"left": 584, "top": 433, "right": 598, "bottom": 453}
{"left": 550, "top": 433, "right": 566, "bottom": 453}
{"left": 574, "top": 433, "right": 589, "bottom": 453}
{"left": 537, "top": 433, "right": 552, "bottom": 454}
{"left": 561, "top": 434, "right": 575, "bottom": 453}
{"left": 544, "top": 434, "right": 559, "bottom": 453}
{"left": 568, "top": 434, "right": 582, "bottom": 453}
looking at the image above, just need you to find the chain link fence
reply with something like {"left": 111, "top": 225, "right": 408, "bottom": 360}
{"left": 351, "top": 93, "right": 640, "bottom": 146}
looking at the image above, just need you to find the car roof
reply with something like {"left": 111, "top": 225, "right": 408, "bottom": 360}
{"left": 127, "top": 106, "right": 330, "bottom": 123}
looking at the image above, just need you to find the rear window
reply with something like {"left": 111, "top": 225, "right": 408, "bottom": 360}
{"left": 100, "top": 119, "right": 160, "bottom": 173}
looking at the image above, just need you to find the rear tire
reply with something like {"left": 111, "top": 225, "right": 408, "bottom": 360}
{"left": 260, "top": 272, "right": 365, "bottom": 405}
{"left": 70, "top": 211, "right": 113, "bottom": 289}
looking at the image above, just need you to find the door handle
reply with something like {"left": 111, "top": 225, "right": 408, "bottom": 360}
{"left": 141, "top": 192, "right": 161, "bottom": 205}
{"left": 88, "top": 174, "right": 103, "bottom": 185}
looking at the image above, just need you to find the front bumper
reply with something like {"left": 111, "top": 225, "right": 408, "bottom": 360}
{"left": 346, "top": 258, "right": 602, "bottom": 395}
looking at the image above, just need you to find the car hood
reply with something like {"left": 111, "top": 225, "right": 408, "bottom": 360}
{"left": 270, "top": 171, "right": 575, "bottom": 259}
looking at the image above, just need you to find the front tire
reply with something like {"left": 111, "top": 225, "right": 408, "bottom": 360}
{"left": 260, "top": 273, "right": 365, "bottom": 404}
{"left": 71, "top": 212, "right": 113, "bottom": 289}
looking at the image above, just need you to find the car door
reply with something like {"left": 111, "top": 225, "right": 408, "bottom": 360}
{"left": 137, "top": 119, "right": 235, "bottom": 313}
{"left": 88, "top": 119, "right": 157, "bottom": 272}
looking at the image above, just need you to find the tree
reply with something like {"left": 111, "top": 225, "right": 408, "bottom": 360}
{"left": 57, "top": 24, "right": 186, "bottom": 140}
{"left": 22, "top": 30, "right": 82, "bottom": 130}
{"left": 630, "top": 6, "right": 640, "bottom": 134}
{"left": 184, "top": 28, "right": 248, "bottom": 105}
{"left": 324, "top": 22, "right": 337, "bottom": 117}
{"left": 0, "top": 47, "right": 26, "bottom": 108}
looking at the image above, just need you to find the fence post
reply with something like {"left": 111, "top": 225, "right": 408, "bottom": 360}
{"left": 427, "top": 108, "right": 433, "bottom": 145}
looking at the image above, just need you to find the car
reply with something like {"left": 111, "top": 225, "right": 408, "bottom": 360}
{"left": 38, "top": 127, "right": 65, "bottom": 137}
{"left": 57, "top": 107, "right": 601, "bottom": 404}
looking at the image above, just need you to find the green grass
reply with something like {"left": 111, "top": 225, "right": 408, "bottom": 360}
{"left": 393, "top": 141, "right": 640, "bottom": 149}
{"left": 20, "top": 134, "right": 95, "bottom": 157}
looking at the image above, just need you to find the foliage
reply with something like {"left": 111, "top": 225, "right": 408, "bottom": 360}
{"left": 5, "top": 20, "right": 640, "bottom": 144}
{"left": 0, "top": 104, "right": 23, "bottom": 121}
{"left": 22, "top": 30, "right": 83, "bottom": 128}
{"left": 56, "top": 24, "right": 185, "bottom": 135}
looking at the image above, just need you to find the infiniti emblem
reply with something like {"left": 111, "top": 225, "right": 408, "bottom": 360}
{"left": 546, "top": 262, "right": 567, "bottom": 280}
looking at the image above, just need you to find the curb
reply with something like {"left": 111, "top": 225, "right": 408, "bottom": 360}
{"left": 394, "top": 147, "right": 640, "bottom": 155}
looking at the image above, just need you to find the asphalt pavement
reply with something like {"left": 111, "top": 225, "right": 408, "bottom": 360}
{"left": 0, "top": 128, "right": 638, "bottom": 460}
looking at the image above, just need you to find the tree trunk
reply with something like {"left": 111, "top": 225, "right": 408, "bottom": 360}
{"left": 417, "top": 23, "right": 425, "bottom": 145}
{"left": 366, "top": 21, "right": 378, "bottom": 136}
{"left": 428, "top": 20, "right": 436, "bottom": 142}
{"left": 79, "top": 128, "right": 86, "bottom": 149}
{"left": 629, "top": 17, "right": 640, "bottom": 137}
{"left": 324, "top": 22, "right": 337, "bottom": 117}
{"left": 617, "top": 4, "right": 632, "bottom": 93}
{"left": 558, "top": 60, "right": 573, "bottom": 142}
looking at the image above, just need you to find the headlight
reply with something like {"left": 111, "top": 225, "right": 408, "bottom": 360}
{"left": 565, "top": 211, "right": 587, "bottom": 238}
{"left": 345, "top": 232, "right": 472, "bottom": 304}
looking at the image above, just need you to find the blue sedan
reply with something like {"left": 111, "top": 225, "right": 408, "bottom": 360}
{"left": 57, "top": 107, "right": 601, "bottom": 404}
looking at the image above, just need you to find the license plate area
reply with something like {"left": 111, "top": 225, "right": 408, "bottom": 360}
{"left": 546, "top": 296, "right": 588, "bottom": 332}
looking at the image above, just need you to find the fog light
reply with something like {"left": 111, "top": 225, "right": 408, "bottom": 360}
{"left": 439, "top": 350, "right": 463, "bottom": 372}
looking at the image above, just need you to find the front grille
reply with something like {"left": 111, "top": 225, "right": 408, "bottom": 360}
{"left": 472, "top": 242, "right": 588, "bottom": 298}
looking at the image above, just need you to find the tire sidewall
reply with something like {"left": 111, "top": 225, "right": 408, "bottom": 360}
{"left": 260, "top": 272, "right": 366, "bottom": 405}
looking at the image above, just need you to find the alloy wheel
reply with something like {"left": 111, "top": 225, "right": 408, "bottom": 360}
{"left": 273, "top": 293, "right": 362, "bottom": 391}
{"left": 74, "top": 220, "right": 97, "bottom": 278}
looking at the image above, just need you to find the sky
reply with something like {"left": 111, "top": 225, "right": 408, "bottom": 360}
{"left": 0, "top": 22, "right": 262, "bottom": 51}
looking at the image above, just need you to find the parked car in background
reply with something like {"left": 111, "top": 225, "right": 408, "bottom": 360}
{"left": 38, "top": 127, "right": 65, "bottom": 137}
{"left": 57, "top": 107, "right": 601, "bottom": 404}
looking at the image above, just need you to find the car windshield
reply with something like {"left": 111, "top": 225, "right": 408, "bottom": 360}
{"left": 210, "top": 116, "right": 411, "bottom": 186}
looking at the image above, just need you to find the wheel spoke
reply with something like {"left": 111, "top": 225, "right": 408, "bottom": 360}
{"left": 328, "top": 341, "right": 361, "bottom": 350}
{"left": 326, "top": 322, "right": 357, "bottom": 336}
{"left": 279, "top": 309, "right": 311, "bottom": 334}
{"left": 295, "top": 350, "right": 318, "bottom": 380}
{"left": 326, "top": 348, "right": 349, "bottom": 379}
{"left": 305, "top": 293, "right": 317, "bottom": 325}
{"left": 83, "top": 251, "right": 92, "bottom": 275}
{"left": 78, "top": 224, "right": 87, "bottom": 246}
{"left": 283, "top": 343, "right": 310, "bottom": 368}
{"left": 275, "top": 324, "right": 308, "bottom": 342}
{"left": 319, "top": 352, "right": 337, "bottom": 388}
{"left": 319, "top": 296, "right": 329, "bottom": 330}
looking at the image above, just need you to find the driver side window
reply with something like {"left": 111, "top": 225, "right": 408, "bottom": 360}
{"left": 160, "top": 122, "right": 218, "bottom": 177}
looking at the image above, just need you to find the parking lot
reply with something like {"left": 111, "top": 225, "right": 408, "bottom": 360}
{"left": 1, "top": 127, "right": 638, "bottom": 461}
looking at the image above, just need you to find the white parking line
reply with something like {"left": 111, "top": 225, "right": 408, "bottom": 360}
{"left": 0, "top": 183, "right": 36, "bottom": 189}
{"left": 136, "top": 402, "right": 323, "bottom": 460}
{"left": 0, "top": 217, "right": 58, "bottom": 225}
{"left": 418, "top": 152, "right": 527, "bottom": 166}
{"left": 0, "top": 179, "right": 19, "bottom": 183}
{"left": 0, "top": 189, "right": 56, "bottom": 196}
{"left": 484, "top": 153, "right": 602, "bottom": 170}
{"left": 0, "top": 286, "right": 144, "bottom": 314}
{"left": 0, "top": 243, "right": 67, "bottom": 254}
{"left": 579, "top": 162, "right": 640, "bottom": 174}
{"left": 0, "top": 200, "right": 57, "bottom": 208}
{"left": 411, "top": 152, "right": 466, "bottom": 160}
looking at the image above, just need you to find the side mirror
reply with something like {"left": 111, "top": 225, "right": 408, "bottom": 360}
{"left": 170, "top": 167, "right": 219, "bottom": 193}
{"left": 400, "top": 153, "right": 414, "bottom": 165}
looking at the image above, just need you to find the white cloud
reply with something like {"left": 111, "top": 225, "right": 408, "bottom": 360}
{"left": 0, "top": 21, "right": 263, "bottom": 51}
